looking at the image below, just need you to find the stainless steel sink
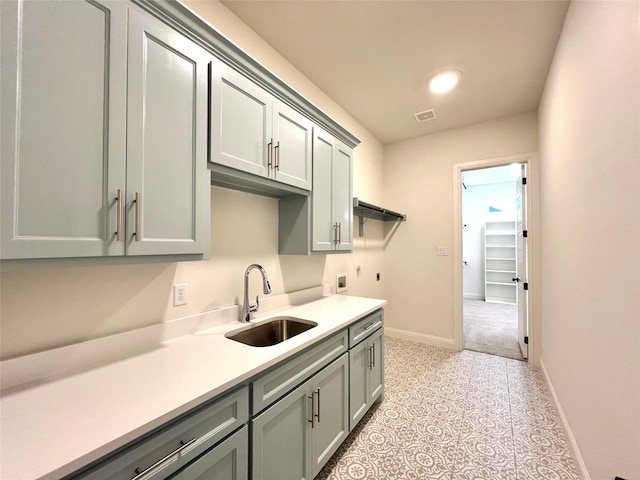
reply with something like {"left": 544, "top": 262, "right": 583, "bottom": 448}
{"left": 225, "top": 317, "right": 317, "bottom": 347}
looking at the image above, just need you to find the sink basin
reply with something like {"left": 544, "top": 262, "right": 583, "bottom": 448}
{"left": 225, "top": 317, "right": 317, "bottom": 347}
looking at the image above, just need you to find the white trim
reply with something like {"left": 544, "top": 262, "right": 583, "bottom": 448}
{"left": 385, "top": 327, "right": 456, "bottom": 350}
{"left": 540, "top": 358, "right": 591, "bottom": 480}
{"left": 463, "top": 293, "right": 484, "bottom": 300}
{"left": 453, "top": 152, "right": 540, "bottom": 364}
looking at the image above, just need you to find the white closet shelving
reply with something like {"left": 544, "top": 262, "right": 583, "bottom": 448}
{"left": 484, "top": 220, "right": 517, "bottom": 304}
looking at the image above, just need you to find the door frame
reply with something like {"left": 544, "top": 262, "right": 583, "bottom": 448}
{"left": 452, "top": 152, "right": 540, "bottom": 364}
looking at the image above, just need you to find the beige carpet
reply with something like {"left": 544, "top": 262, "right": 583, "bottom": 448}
{"left": 463, "top": 299, "right": 524, "bottom": 361}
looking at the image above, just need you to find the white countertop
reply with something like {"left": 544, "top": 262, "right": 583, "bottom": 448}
{"left": 0, "top": 294, "right": 386, "bottom": 480}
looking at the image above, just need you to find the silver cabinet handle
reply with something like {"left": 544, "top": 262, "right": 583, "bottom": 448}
{"left": 131, "top": 438, "right": 196, "bottom": 480}
{"left": 274, "top": 141, "right": 280, "bottom": 170}
{"left": 308, "top": 393, "right": 315, "bottom": 428}
{"left": 372, "top": 343, "right": 376, "bottom": 369}
{"left": 334, "top": 223, "right": 339, "bottom": 244}
{"left": 368, "top": 345, "right": 374, "bottom": 370}
{"left": 315, "top": 388, "right": 321, "bottom": 423}
{"left": 115, "top": 189, "right": 123, "bottom": 241}
{"left": 267, "top": 138, "right": 273, "bottom": 168}
{"left": 133, "top": 192, "right": 141, "bottom": 241}
{"left": 337, "top": 222, "right": 342, "bottom": 244}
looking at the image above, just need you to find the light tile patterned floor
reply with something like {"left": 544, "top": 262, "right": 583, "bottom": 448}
{"left": 317, "top": 336, "right": 581, "bottom": 480}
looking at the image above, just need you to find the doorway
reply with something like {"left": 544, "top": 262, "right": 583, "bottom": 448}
{"left": 453, "top": 154, "right": 535, "bottom": 362}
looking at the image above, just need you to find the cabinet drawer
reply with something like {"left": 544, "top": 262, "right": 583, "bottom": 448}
{"left": 348, "top": 309, "right": 384, "bottom": 347}
{"left": 252, "top": 331, "right": 348, "bottom": 414}
{"left": 169, "top": 426, "right": 248, "bottom": 480}
{"left": 74, "top": 386, "right": 249, "bottom": 480}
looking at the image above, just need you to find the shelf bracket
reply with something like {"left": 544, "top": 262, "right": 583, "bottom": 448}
{"left": 358, "top": 210, "right": 376, "bottom": 237}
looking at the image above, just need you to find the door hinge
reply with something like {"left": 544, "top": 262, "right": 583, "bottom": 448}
{"left": 524, "top": 336, "right": 529, "bottom": 344}
{"left": 522, "top": 177, "right": 527, "bottom": 185}
{"left": 523, "top": 230, "right": 528, "bottom": 237}
{"left": 523, "top": 282, "right": 529, "bottom": 290}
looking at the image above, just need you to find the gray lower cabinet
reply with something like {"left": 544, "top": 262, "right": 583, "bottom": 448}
{"left": 67, "top": 316, "right": 383, "bottom": 480}
{"left": 169, "top": 426, "right": 248, "bottom": 480}
{"left": 348, "top": 310, "right": 385, "bottom": 431}
{"left": 210, "top": 62, "right": 313, "bottom": 192}
{"left": 0, "top": 0, "right": 210, "bottom": 260}
{"left": 71, "top": 386, "right": 248, "bottom": 480}
{"left": 252, "top": 353, "right": 349, "bottom": 480}
{"left": 278, "top": 128, "right": 353, "bottom": 255}
{"left": 349, "top": 327, "right": 384, "bottom": 431}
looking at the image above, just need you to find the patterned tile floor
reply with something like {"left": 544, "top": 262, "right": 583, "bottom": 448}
{"left": 317, "top": 336, "right": 581, "bottom": 480}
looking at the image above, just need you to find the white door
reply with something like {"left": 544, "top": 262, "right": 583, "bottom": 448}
{"left": 515, "top": 164, "right": 529, "bottom": 359}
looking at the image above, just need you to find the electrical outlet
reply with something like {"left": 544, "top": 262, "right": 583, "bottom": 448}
{"left": 437, "top": 246, "right": 448, "bottom": 256}
{"left": 173, "top": 283, "right": 187, "bottom": 306}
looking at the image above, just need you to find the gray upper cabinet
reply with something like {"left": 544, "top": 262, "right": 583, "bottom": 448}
{"left": 210, "top": 63, "right": 272, "bottom": 179}
{"left": 1, "top": 0, "right": 127, "bottom": 259}
{"left": 312, "top": 128, "right": 353, "bottom": 252}
{"left": 125, "top": 7, "right": 210, "bottom": 256}
{"left": 0, "top": 0, "right": 210, "bottom": 260}
{"left": 279, "top": 128, "right": 353, "bottom": 255}
{"left": 210, "top": 63, "right": 313, "bottom": 191}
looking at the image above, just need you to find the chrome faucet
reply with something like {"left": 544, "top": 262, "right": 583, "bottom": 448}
{"left": 241, "top": 264, "right": 272, "bottom": 322}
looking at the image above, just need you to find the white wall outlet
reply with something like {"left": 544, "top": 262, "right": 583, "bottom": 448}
{"left": 336, "top": 273, "right": 348, "bottom": 293}
{"left": 173, "top": 283, "right": 187, "bottom": 306}
{"left": 437, "top": 246, "right": 448, "bottom": 256}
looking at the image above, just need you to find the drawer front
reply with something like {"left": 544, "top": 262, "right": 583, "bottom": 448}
{"left": 169, "top": 426, "right": 248, "bottom": 480}
{"left": 348, "top": 309, "right": 384, "bottom": 347}
{"left": 74, "top": 386, "right": 249, "bottom": 480}
{"left": 252, "top": 330, "right": 348, "bottom": 414}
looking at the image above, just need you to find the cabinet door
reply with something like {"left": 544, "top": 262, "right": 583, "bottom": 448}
{"left": 126, "top": 8, "right": 210, "bottom": 256}
{"left": 252, "top": 382, "right": 312, "bottom": 480}
{"left": 311, "top": 354, "right": 349, "bottom": 477}
{"left": 170, "top": 427, "right": 248, "bottom": 480}
{"left": 332, "top": 141, "right": 353, "bottom": 252}
{"left": 348, "top": 340, "right": 370, "bottom": 431}
{"left": 0, "top": 0, "right": 127, "bottom": 259}
{"left": 311, "top": 129, "right": 335, "bottom": 251}
{"left": 210, "top": 63, "right": 272, "bottom": 178}
{"left": 368, "top": 328, "right": 385, "bottom": 404}
{"left": 273, "top": 99, "right": 313, "bottom": 191}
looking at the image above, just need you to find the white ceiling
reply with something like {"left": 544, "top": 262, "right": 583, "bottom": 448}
{"left": 221, "top": 0, "right": 570, "bottom": 145}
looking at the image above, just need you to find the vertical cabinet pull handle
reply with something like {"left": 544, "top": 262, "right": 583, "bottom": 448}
{"left": 334, "top": 223, "right": 339, "bottom": 244}
{"left": 308, "top": 393, "right": 315, "bottom": 428}
{"left": 315, "top": 388, "right": 321, "bottom": 423}
{"left": 134, "top": 192, "right": 142, "bottom": 241}
{"left": 131, "top": 438, "right": 196, "bottom": 480}
{"left": 115, "top": 189, "right": 123, "bottom": 241}
{"left": 372, "top": 343, "right": 376, "bottom": 369}
{"left": 267, "top": 139, "right": 273, "bottom": 168}
{"left": 368, "top": 345, "right": 374, "bottom": 370}
{"left": 337, "top": 222, "right": 342, "bottom": 244}
{"left": 274, "top": 141, "right": 280, "bottom": 170}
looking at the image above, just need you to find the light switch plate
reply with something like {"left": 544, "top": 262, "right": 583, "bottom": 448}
{"left": 437, "top": 246, "right": 448, "bottom": 256}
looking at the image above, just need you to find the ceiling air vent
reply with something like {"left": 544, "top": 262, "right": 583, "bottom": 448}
{"left": 414, "top": 109, "right": 436, "bottom": 123}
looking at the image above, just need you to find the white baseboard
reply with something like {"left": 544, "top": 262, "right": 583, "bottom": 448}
{"left": 463, "top": 293, "right": 484, "bottom": 300}
{"left": 385, "top": 327, "right": 457, "bottom": 350}
{"left": 539, "top": 358, "right": 591, "bottom": 480}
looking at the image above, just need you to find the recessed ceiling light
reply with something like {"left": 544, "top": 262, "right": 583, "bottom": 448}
{"left": 429, "top": 69, "right": 462, "bottom": 94}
